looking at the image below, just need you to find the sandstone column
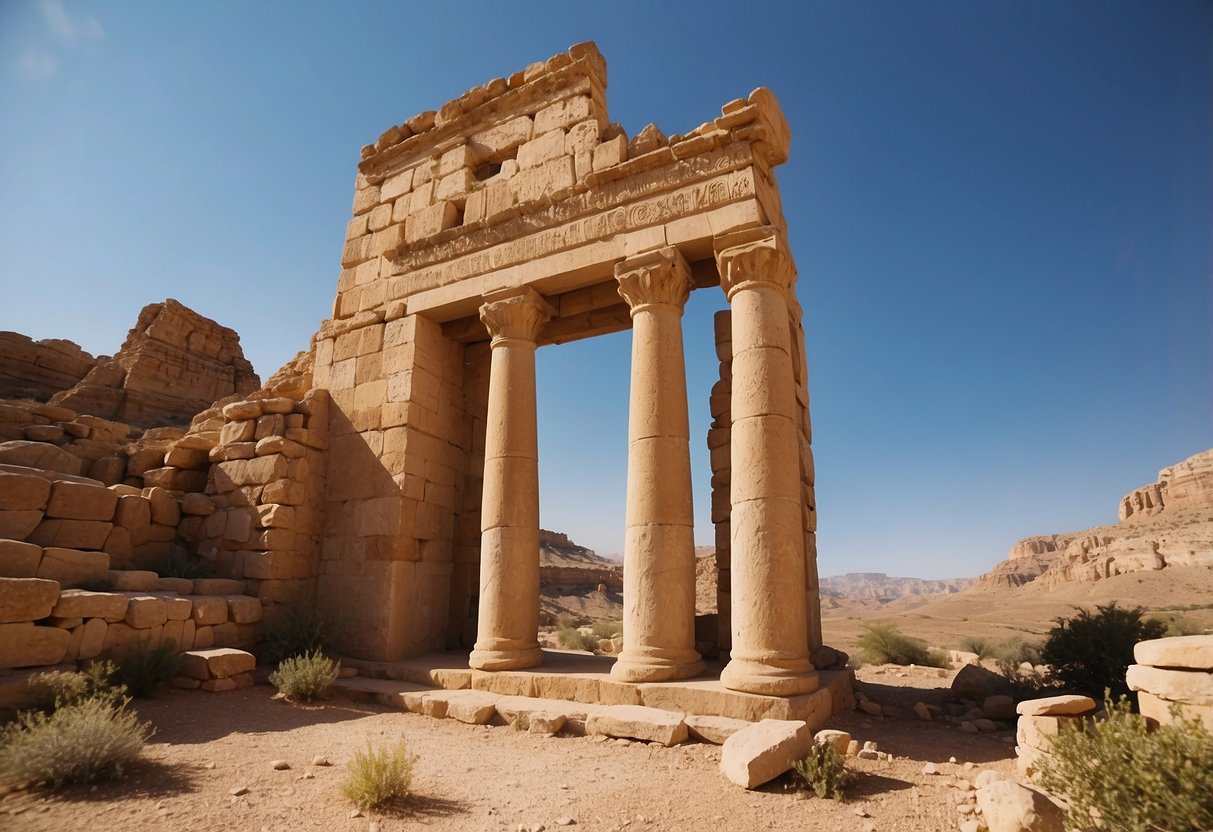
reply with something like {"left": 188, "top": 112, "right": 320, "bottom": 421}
{"left": 714, "top": 227, "right": 818, "bottom": 696}
{"left": 610, "top": 247, "right": 705, "bottom": 683}
{"left": 468, "top": 287, "right": 554, "bottom": 671}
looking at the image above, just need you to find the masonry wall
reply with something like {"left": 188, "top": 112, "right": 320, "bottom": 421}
{"left": 311, "top": 310, "right": 478, "bottom": 660}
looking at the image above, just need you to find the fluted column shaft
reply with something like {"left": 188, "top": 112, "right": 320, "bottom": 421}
{"left": 610, "top": 247, "right": 705, "bottom": 683}
{"left": 469, "top": 287, "right": 554, "bottom": 671}
{"left": 715, "top": 228, "right": 818, "bottom": 696}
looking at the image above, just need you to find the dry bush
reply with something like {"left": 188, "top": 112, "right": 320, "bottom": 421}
{"left": 0, "top": 698, "right": 153, "bottom": 788}
{"left": 269, "top": 650, "right": 340, "bottom": 702}
{"left": 340, "top": 738, "right": 416, "bottom": 810}
{"left": 857, "top": 623, "right": 947, "bottom": 667}
{"left": 793, "top": 743, "right": 852, "bottom": 800}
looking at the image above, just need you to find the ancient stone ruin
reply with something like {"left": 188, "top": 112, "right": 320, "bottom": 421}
{"left": 1, "top": 44, "right": 828, "bottom": 714}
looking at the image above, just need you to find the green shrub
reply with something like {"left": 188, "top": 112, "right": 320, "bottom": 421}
{"left": 28, "top": 662, "right": 123, "bottom": 712}
{"left": 590, "top": 619, "right": 622, "bottom": 640}
{"left": 1149, "top": 613, "right": 1205, "bottom": 638}
{"left": 793, "top": 742, "right": 852, "bottom": 800}
{"left": 856, "top": 623, "right": 946, "bottom": 667}
{"left": 958, "top": 636, "right": 994, "bottom": 660}
{"left": 555, "top": 626, "right": 596, "bottom": 652}
{"left": 994, "top": 636, "right": 1043, "bottom": 669}
{"left": 111, "top": 641, "right": 182, "bottom": 697}
{"left": 269, "top": 650, "right": 339, "bottom": 702}
{"left": 1038, "top": 697, "right": 1213, "bottom": 832}
{"left": 259, "top": 603, "right": 329, "bottom": 664}
{"left": 0, "top": 698, "right": 153, "bottom": 788}
{"left": 340, "top": 738, "right": 416, "bottom": 810}
{"left": 554, "top": 612, "right": 577, "bottom": 630}
{"left": 1041, "top": 603, "right": 1165, "bottom": 699}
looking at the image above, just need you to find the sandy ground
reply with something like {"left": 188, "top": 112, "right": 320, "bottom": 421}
{"left": 0, "top": 664, "right": 1014, "bottom": 832}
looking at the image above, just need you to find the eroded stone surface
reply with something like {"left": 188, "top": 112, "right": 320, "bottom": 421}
{"left": 719, "top": 719, "right": 810, "bottom": 789}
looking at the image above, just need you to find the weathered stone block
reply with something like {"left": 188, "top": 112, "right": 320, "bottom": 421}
{"left": 124, "top": 595, "right": 168, "bottom": 629}
{"left": 1127, "top": 664, "right": 1213, "bottom": 706}
{"left": 720, "top": 719, "right": 810, "bottom": 789}
{"left": 585, "top": 705, "right": 688, "bottom": 747}
{"left": 0, "top": 577, "right": 59, "bottom": 623}
{"left": 0, "top": 539, "right": 42, "bottom": 578}
{"left": 0, "top": 622, "right": 70, "bottom": 668}
{"left": 0, "top": 470, "right": 52, "bottom": 511}
{"left": 51, "top": 588, "right": 128, "bottom": 620}
{"left": 180, "top": 647, "right": 255, "bottom": 680}
{"left": 189, "top": 595, "right": 229, "bottom": 625}
{"left": 1135, "top": 635, "right": 1213, "bottom": 671}
{"left": 0, "top": 509, "right": 43, "bottom": 539}
{"left": 35, "top": 547, "right": 109, "bottom": 585}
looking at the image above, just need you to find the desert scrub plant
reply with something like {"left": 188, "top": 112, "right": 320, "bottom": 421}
{"left": 259, "top": 603, "right": 329, "bottom": 664}
{"left": 555, "top": 625, "right": 596, "bottom": 652}
{"left": 957, "top": 636, "right": 994, "bottom": 660}
{"left": 269, "top": 650, "right": 340, "bottom": 702}
{"left": 1041, "top": 603, "right": 1165, "bottom": 699}
{"left": 340, "top": 738, "right": 416, "bottom": 810}
{"left": 856, "top": 623, "right": 947, "bottom": 667}
{"left": 590, "top": 619, "right": 623, "bottom": 640}
{"left": 0, "top": 697, "right": 153, "bottom": 788}
{"left": 111, "top": 641, "right": 182, "bottom": 697}
{"left": 27, "top": 661, "right": 123, "bottom": 712}
{"left": 793, "top": 742, "right": 852, "bottom": 800}
{"left": 1038, "top": 697, "right": 1213, "bottom": 832}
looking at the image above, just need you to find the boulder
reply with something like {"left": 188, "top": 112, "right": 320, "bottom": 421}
{"left": 0, "top": 441, "right": 84, "bottom": 476}
{"left": 952, "top": 663, "right": 1008, "bottom": 701}
{"left": 983, "top": 694, "right": 1017, "bottom": 720}
{"left": 975, "top": 781, "right": 1064, "bottom": 832}
{"left": 719, "top": 719, "right": 811, "bottom": 789}
{"left": 0, "top": 469, "right": 52, "bottom": 510}
{"left": 813, "top": 729, "right": 852, "bottom": 755}
{"left": 180, "top": 647, "right": 256, "bottom": 680}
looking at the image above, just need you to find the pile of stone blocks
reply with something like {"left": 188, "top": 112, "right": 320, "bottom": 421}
{"left": 0, "top": 401, "right": 145, "bottom": 485}
{"left": 189, "top": 391, "right": 328, "bottom": 610}
{"left": 0, "top": 465, "right": 190, "bottom": 573}
{"left": 175, "top": 647, "right": 256, "bottom": 692}
{"left": 1128, "top": 634, "right": 1213, "bottom": 730}
{"left": 0, "top": 574, "right": 261, "bottom": 670}
{"left": 1014, "top": 694, "right": 1096, "bottom": 780}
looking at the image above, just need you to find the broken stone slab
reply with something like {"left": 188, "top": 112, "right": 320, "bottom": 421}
{"left": 180, "top": 648, "right": 256, "bottom": 681}
{"left": 494, "top": 694, "right": 588, "bottom": 731}
{"left": 1015, "top": 695, "right": 1096, "bottom": 717}
{"left": 585, "top": 704, "right": 688, "bottom": 747}
{"left": 1134, "top": 635, "right": 1213, "bottom": 671}
{"left": 431, "top": 689, "right": 498, "bottom": 724}
{"left": 975, "top": 780, "right": 1064, "bottom": 832}
{"left": 720, "top": 718, "right": 810, "bottom": 789}
{"left": 686, "top": 714, "right": 752, "bottom": 745}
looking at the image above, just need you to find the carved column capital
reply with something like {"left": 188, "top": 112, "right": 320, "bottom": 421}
{"left": 714, "top": 227, "right": 796, "bottom": 300}
{"left": 479, "top": 287, "right": 555, "bottom": 345}
{"left": 614, "top": 247, "right": 693, "bottom": 315}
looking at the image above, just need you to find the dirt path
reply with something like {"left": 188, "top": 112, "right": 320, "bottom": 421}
{"left": 1, "top": 667, "right": 1015, "bottom": 832}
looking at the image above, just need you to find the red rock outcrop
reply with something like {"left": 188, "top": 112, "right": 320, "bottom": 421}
{"left": 51, "top": 300, "right": 259, "bottom": 428}
{"left": 0, "top": 333, "right": 97, "bottom": 401}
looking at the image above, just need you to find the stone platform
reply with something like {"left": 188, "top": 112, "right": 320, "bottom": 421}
{"left": 339, "top": 648, "right": 852, "bottom": 728}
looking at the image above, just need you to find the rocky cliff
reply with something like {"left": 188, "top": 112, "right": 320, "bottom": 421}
{"left": 538, "top": 529, "right": 622, "bottom": 590}
{"left": 973, "top": 448, "right": 1213, "bottom": 591}
{"left": 50, "top": 300, "right": 259, "bottom": 428}
{"left": 0, "top": 333, "right": 97, "bottom": 401}
{"left": 819, "top": 572, "right": 972, "bottom": 601}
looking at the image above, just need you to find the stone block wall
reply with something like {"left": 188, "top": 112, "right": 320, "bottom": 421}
{"left": 0, "top": 466, "right": 187, "bottom": 575}
{"left": 311, "top": 308, "right": 472, "bottom": 660}
{"left": 1128, "top": 635, "right": 1213, "bottom": 730}
{"left": 190, "top": 390, "right": 329, "bottom": 613}
{"left": 0, "top": 574, "right": 260, "bottom": 671}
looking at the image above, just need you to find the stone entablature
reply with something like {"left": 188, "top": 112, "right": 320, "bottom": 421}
{"left": 308, "top": 43, "right": 820, "bottom": 699}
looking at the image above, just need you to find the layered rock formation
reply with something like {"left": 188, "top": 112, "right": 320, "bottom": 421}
{"left": 0, "top": 333, "right": 97, "bottom": 401}
{"left": 51, "top": 299, "right": 259, "bottom": 428}
{"left": 819, "top": 572, "right": 972, "bottom": 601}
{"left": 539, "top": 529, "right": 622, "bottom": 591}
{"left": 973, "top": 448, "right": 1213, "bottom": 591}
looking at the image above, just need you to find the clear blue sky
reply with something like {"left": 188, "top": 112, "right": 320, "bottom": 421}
{"left": 1, "top": 1, "right": 1209, "bottom": 579}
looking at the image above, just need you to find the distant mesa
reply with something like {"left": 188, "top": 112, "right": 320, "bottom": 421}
{"left": 973, "top": 448, "right": 1213, "bottom": 591}
{"left": 819, "top": 572, "right": 972, "bottom": 602}
{"left": 0, "top": 298, "right": 260, "bottom": 429}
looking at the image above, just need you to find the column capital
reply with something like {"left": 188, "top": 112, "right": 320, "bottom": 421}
{"left": 614, "top": 246, "right": 693, "bottom": 315}
{"left": 713, "top": 227, "right": 796, "bottom": 301}
{"left": 479, "top": 287, "right": 555, "bottom": 345}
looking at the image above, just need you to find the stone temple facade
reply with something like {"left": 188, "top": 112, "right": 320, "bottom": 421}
{"left": 308, "top": 42, "right": 822, "bottom": 697}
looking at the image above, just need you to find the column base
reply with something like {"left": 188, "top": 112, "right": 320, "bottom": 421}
{"left": 468, "top": 642, "right": 543, "bottom": 671}
{"left": 720, "top": 656, "right": 819, "bottom": 696}
{"left": 610, "top": 647, "right": 705, "bottom": 683}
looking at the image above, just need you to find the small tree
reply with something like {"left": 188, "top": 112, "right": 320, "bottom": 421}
{"left": 1040, "top": 603, "right": 1164, "bottom": 699}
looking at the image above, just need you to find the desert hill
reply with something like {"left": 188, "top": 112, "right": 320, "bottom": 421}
{"left": 820, "top": 572, "right": 972, "bottom": 601}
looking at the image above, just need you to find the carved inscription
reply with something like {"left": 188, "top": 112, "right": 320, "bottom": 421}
{"left": 386, "top": 167, "right": 756, "bottom": 302}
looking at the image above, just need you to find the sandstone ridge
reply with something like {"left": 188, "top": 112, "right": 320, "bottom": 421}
{"left": 0, "top": 333, "right": 97, "bottom": 401}
{"left": 820, "top": 572, "right": 972, "bottom": 601}
{"left": 973, "top": 448, "right": 1213, "bottom": 592}
{"left": 50, "top": 299, "right": 260, "bottom": 429}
